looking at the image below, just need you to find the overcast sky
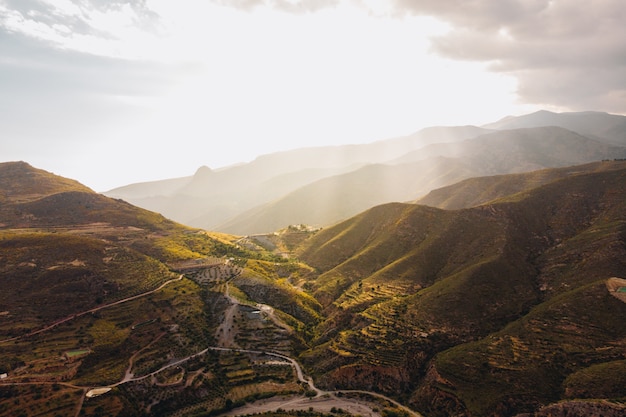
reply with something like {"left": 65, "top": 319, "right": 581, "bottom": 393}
{"left": 1, "top": 0, "right": 625, "bottom": 191}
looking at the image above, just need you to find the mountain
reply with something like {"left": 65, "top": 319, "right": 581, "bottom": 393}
{"left": 392, "top": 126, "right": 626, "bottom": 170}
{"left": 105, "top": 126, "right": 489, "bottom": 231}
{"left": 0, "top": 162, "right": 318, "bottom": 417}
{"left": 0, "top": 161, "right": 93, "bottom": 202}
{"left": 0, "top": 161, "right": 225, "bottom": 333}
{"left": 416, "top": 160, "right": 626, "bottom": 209}
{"left": 217, "top": 157, "right": 476, "bottom": 235}
{"left": 106, "top": 111, "right": 626, "bottom": 236}
{"left": 2, "top": 159, "right": 626, "bottom": 417}
{"left": 483, "top": 109, "right": 626, "bottom": 145}
{"left": 218, "top": 127, "right": 626, "bottom": 234}
{"left": 293, "top": 162, "right": 626, "bottom": 416}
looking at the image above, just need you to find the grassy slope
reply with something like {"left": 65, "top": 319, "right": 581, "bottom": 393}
{"left": 0, "top": 161, "right": 93, "bottom": 203}
{"left": 416, "top": 160, "right": 626, "bottom": 210}
{"left": 296, "top": 165, "right": 626, "bottom": 416}
{"left": 0, "top": 162, "right": 318, "bottom": 417}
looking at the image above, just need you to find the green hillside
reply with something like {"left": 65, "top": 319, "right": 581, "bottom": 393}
{"left": 2, "top": 160, "right": 626, "bottom": 417}
{"left": 0, "top": 161, "right": 93, "bottom": 203}
{"left": 416, "top": 160, "right": 626, "bottom": 209}
{"left": 295, "top": 164, "right": 626, "bottom": 416}
{"left": 0, "top": 162, "right": 314, "bottom": 417}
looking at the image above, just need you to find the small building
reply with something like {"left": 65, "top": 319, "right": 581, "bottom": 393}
{"left": 0, "top": 373, "right": 8, "bottom": 379}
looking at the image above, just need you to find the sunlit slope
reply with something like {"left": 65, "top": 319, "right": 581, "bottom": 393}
{"left": 0, "top": 161, "right": 255, "bottom": 337}
{"left": 0, "top": 162, "right": 244, "bottom": 262}
{"left": 0, "top": 232, "right": 176, "bottom": 338}
{"left": 217, "top": 127, "right": 626, "bottom": 235}
{"left": 0, "top": 161, "right": 93, "bottom": 202}
{"left": 0, "top": 161, "right": 237, "bottom": 337}
{"left": 105, "top": 126, "right": 488, "bottom": 230}
{"left": 217, "top": 158, "right": 476, "bottom": 235}
{"left": 0, "top": 162, "right": 316, "bottom": 416}
{"left": 416, "top": 160, "right": 626, "bottom": 209}
{"left": 296, "top": 166, "right": 626, "bottom": 416}
{"left": 426, "top": 280, "right": 626, "bottom": 417}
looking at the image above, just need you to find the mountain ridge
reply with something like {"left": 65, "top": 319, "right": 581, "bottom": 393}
{"left": 219, "top": 126, "right": 626, "bottom": 234}
{"left": 104, "top": 110, "right": 626, "bottom": 235}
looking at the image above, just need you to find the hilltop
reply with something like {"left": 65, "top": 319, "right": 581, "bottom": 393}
{"left": 0, "top": 161, "right": 93, "bottom": 203}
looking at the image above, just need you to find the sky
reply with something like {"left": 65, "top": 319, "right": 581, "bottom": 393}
{"left": 1, "top": 0, "right": 625, "bottom": 191}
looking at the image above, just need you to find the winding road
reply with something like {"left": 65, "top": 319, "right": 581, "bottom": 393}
{"left": 2, "top": 272, "right": 423, "bottom": 417}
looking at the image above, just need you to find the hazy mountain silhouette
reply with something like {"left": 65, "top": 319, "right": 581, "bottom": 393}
{"left": 218, "top": 127, "right": 626, "bottom": 234}
{"left": 105, "top": 127, "right": 488, "bottom": 228}
{"left": 105, "top": 111, "right": 626, "bottom": 235}
{"left": 483, "top": 109, "right": 626, "bottom": 145}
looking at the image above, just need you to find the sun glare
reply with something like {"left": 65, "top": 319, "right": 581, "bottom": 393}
{"left": 101, "top": 1, "right": 528, "bottom": 176}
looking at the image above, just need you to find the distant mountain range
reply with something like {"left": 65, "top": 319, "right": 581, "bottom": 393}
{"left": 105, "top": 110, "right": 626, "bottom": 235}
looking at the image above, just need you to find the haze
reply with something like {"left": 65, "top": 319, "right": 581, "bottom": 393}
{"left": 1, "top": 0, "right": 624, "bottom": 191}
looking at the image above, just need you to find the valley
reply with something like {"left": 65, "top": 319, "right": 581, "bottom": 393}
{"left": 0, "top": 250, "right": 415, "bottom": 417}
{"left": 2, "top": 110, "right": 626, "bottom": 417}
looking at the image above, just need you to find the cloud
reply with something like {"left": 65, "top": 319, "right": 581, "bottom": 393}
{"left": 0, "top": 0, "right": 162, "bottom": 57}
{"left": 391, "top": 0, "right": 626, "bottom": 113}
{"left": 212, "top": 0, "right": 341, "bottom": 14}
{"left": 197, "top": 0, "right": 626, "bottom": 112}
{"left": 0, "top": 28, "right": 180, "bottom": 152}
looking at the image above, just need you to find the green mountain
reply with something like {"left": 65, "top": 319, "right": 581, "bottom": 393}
{"left": 0, "top": 162, "right": 314, "bottom": 417}
{"left": 416, "top": 160, "right": 626, "bottom": 209}
{"left": 293, "top": 162, "right": 626, "bottom": 416}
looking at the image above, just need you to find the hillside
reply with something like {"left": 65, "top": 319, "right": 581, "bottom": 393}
{"left": 219, "top": 127, "right": 626, "bottom": 235}
{"left": 2, "top": 160, "right": 626, "bottom": 416}
{"left": 416, "top": 160, "right": 626, "bottom": 209}
{"left": 0, "top": 161, "right": 93, "bottom": 203}
{"left": 105, "top": 126, "right": 489, "bottom": 231}
{"left": 103, "top": 111, "right": 626, "bottom": 236}
{"left": 294, "top": 163, "right": 626, "bottom": 416}
{"left": 0, "top": 162, "right": 322, "bottom": 417}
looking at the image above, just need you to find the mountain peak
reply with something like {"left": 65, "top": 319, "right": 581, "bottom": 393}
{"left": 194, "top": 165, "right": 213, "bottom": 178}
{"left": 0, "top": 161, "right": 93, "bottom": 202}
